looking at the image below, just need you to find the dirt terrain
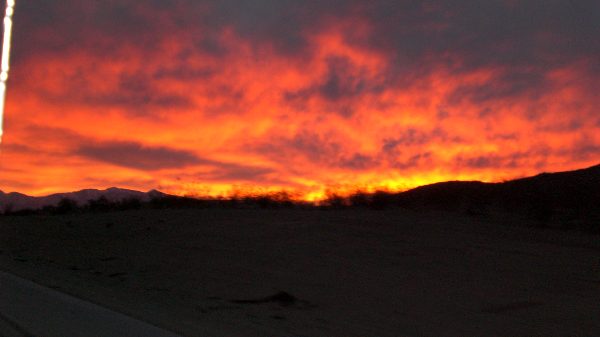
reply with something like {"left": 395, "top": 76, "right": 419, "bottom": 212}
{"left": 1, "top": 208, "right": 599, "bottom": 336}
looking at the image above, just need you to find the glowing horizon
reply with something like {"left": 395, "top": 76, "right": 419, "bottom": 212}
{"left": 0, "top": 1, "right": 598, "bottom": 200}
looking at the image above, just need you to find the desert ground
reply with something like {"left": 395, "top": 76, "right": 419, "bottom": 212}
{"left": 1, "top": 208, "right": 599, "bottom": 336}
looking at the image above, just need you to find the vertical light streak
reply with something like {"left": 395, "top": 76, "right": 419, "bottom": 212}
{"left": 0, "top": 0, "right": 15, "bottom": 144}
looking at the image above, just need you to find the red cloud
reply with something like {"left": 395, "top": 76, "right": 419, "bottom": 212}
{"left": 1, "top": 1, "right": 598, "bottom": 199}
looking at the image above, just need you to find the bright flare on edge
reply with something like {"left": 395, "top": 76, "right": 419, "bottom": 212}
{"left": 0, "top": 0, "right": 15, "bottom": 144}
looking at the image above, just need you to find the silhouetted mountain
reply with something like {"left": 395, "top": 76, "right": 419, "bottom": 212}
{"left": 342, "top": 164, "right": 600, "bottom": 232}
{"left": 0, "top": 187, "right": 162, "bottom": 212}
{"left": 396, "top": 164, "right": 600, "bottom": 211}
{"left": 0, "top": 187, "right": 298, "bottom": 214}
{"left": 2, "top": 164, "right": 599, "bottom": 231}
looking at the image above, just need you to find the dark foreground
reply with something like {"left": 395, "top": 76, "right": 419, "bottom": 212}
{"left": 0, "top": 271, "right": 180, "bottom": 337}
{"left": 1, "top": 209, "right": 599, "bottom": 336}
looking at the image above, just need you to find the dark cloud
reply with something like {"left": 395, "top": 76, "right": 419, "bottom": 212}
{"left": 76, "top": 138, "right": 275, "bottom": 179}
{"left": 445, "top": 70, "right": 549, "bottom": 107}
{"left": 383, "top": 129, "right": 430, "bottom": 151}
{"left": 12, "top": 0, "right": 599, "bottom": 110}
{"left": 20, "top": 125, "right": 90, "bottom": 149}
{"left": 454, "top": 147, "right": 552, "bottom": 169}
{"left": 538, "top": 119, "right": 583, "bottom": 133}
{"left": 318, "top": 57, "right": 378, "bottom": 102}
{"left": 255, "top": 130, "right": 380, "bottom": 170}
{"left": 277, "top": 131, "right": 343, "bottom": 163}
{"left": 382, "top": 128, "right": 454, "bottom": 152}
{"left": 338, "top": 153, "right": 378, "bottom": 171}
{"left": 563, "top": 137, "right": 600, "bottom": 161}
{"left": 198, "top": 164, "right": 274, "bottom": 182}
{"left": 206, "top": 0, "right": 327, "bottom": 57}
{"left": 76, "top": 141, "right": 204, "bottom": 170}
{"left": 570, "top": 144, "right": 600, "bottom": 161}
{"left": 390, "top": 152, "right": 433, "bottom": 170}
{"left": 112, "top": 72, "right": 193, "bottom": 109}
{"left": 36, "top": 71, "right": 194, "bottom": 115}
{"left": 13, "top": 1, "right": 184, "bottom": 60}
{"left": 16, "top": 1, "right": 600, "bottom": 63}
{"left": 490, "top": 133, "right": 518, "bottom": 141}
{"left": 0, "top": 143, "right": 40, "bottom": 155}
{"left": 153, "top": 66, "right": 216, "bottom": 81}
{"left": 284, "top": 56, "right": 387, "bottom": 116}
{"left": 460, "top": 155, "right": 507, "bottom": 169}
{"left": 194, "top": 36, "right": 231, "bottom": 58}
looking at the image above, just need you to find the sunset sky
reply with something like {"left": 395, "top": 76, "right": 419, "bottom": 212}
{"left": 0, "top": 0, "right": 598, "bottom": 199}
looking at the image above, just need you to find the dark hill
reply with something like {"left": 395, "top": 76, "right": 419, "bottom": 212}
{"left": 385, "top": 164, "right": 600, "bottom": 231}
{"left": 2, "top": 164, "right": 599, "bottom": 231}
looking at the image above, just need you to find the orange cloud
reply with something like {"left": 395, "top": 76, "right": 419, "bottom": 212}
{"left": 1, "top": 1, "right": 598, "bottom": 199}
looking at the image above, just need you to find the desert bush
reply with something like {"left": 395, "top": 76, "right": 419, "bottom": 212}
{"left": 54, "top": 198, "right": 78, "bottom": 215}
{"left": 87, "top": 196, "right": 112, "bottom": 212}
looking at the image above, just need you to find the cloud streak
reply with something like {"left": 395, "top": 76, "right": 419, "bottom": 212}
{"left": 76, "top": 141, "right": 203, "bottom": 170}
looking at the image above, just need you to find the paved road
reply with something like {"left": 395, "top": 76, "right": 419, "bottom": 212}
{"left": 0, "top": 271, "right": 182, "bottom": 337}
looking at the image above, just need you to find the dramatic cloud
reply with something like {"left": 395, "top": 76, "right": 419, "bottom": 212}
{"left": 0, "top": 0, "right": 598, "bottom": 198}
{"left": 76, "top": 142, "right": 203, "bottom": 170}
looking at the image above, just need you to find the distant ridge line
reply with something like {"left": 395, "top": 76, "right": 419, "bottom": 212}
{"left": 1, "top": 163, "right": 599, "bottom": 215}
{"left": 0, "top": 187, "right": 166, "bottom": 212}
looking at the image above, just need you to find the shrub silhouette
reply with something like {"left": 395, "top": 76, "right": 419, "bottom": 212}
{"left": 87, "top": 196, "right": 112, "bottom": 212}
{"left": 118, "top": 197, "right": 142, "bottom": 210}
{"left": 53, "top": 198, "right": 78, "bottom": 215}
{"left": 323, "top": 193, "right": 347, "bottom": 208}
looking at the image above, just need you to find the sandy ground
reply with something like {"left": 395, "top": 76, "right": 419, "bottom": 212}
{"left": 1, "top": 208, "right": 599, "bottom": 336}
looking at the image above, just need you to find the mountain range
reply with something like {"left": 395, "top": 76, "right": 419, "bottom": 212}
{"left": 395, "top": 163, "right": 600, "bottom": 212}
{"left": 1, "top": 164, "right": 599, "bottom": 220}
{"left": 0, "top": 187, "right": 165, "bottom": 212}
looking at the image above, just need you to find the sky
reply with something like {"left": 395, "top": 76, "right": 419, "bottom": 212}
{"left": 0, "top": 0, "right": 599, "bottom": 199}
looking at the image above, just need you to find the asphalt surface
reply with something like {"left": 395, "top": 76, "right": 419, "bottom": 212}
{"left": 0, "top": 271, "right": 182, "bottom": 337}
